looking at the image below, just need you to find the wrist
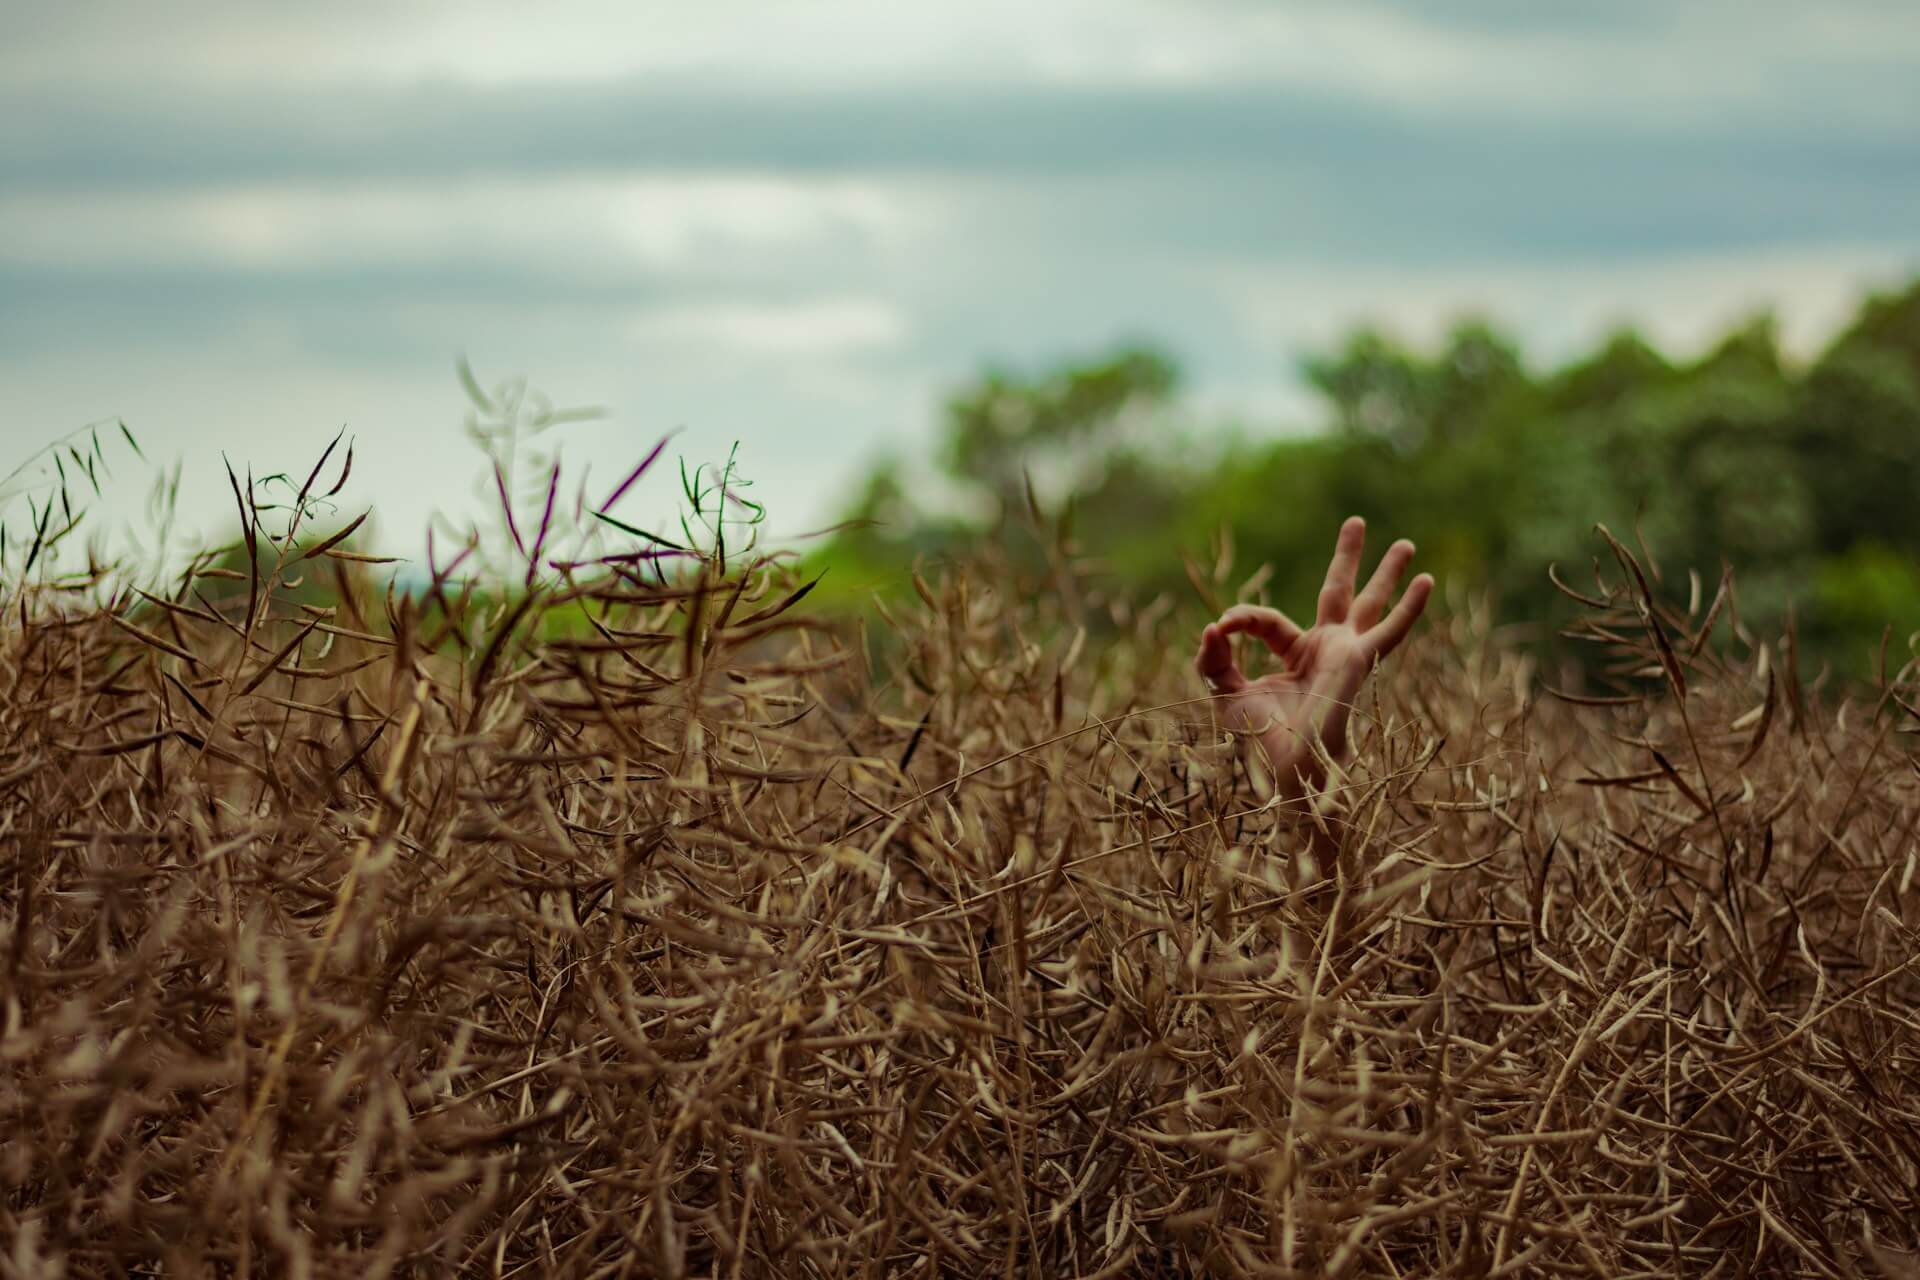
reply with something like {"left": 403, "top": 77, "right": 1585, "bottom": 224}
{"left": 1255, "top": 725, "right": 1329, "bottom": 801}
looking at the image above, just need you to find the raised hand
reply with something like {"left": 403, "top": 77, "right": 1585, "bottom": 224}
{"left": 1194, "top": 516, "right": 1433, "bottom": 801}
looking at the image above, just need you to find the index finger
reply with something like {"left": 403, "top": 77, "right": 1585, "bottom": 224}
{"left": 1215, "top": 604, "right": 1304, "bottom": 658}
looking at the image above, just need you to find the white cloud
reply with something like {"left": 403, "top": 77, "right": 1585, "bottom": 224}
{"left": 622, "top": 297, "right": 908, "bottom": 357}
{"left": 0, "top": 331, "right": 926, "bottom": 557}
{"left": 5, "top": 0, "right": 1916, "bottom": 134}
{"left": 0, "top": 176, "right": 918, "bottom": 275}
{"left": 1209, "top": 244, "right": 1920, "bottom": 366}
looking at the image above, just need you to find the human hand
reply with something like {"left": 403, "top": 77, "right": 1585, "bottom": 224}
{"left": 1194, "top": 516, "right": 1433, "bottom": 800}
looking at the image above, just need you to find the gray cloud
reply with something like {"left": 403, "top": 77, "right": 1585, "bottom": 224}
{"left": 5, "top": 77, "right": 1917, "bottom": 188}
{"left": 6, "top": 125, "right": 1916, "bottom": 280}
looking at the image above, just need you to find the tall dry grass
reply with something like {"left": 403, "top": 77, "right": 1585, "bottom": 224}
{"left": 3, "top": 445, "right": 1919, "bottom": 1277}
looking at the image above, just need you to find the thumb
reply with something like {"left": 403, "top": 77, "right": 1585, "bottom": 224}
{"left": 1195, "top": 623, "right": 1247, "bottom": 694}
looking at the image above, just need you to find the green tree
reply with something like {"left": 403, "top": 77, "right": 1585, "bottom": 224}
{"left": 815, "top": 278, "right": 1920, "bottom": 682}
{"left": 940, "top": 345, "right": 1179, "bottom": 517}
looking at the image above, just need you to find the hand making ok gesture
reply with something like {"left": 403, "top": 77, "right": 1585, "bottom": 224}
{"left": 1194, "top": 516, "right": 1433, "bottom": 801}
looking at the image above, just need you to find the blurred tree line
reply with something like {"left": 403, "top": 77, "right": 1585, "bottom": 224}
{"left": 817, "top": 278, "right": 1920, "bottom": 681}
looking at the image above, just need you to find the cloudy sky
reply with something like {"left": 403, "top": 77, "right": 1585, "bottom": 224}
{"left": 5, "top": 1, "right": 1919, "bottom": 552}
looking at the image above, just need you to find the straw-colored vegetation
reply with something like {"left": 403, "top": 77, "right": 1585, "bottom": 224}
{"left": 4, "top": 431, "right": 1920, "bottom": 1278}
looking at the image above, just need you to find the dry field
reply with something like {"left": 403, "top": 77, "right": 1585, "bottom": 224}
{"left": 4, "top": 459, "right": 1920, "bottom": 1276}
